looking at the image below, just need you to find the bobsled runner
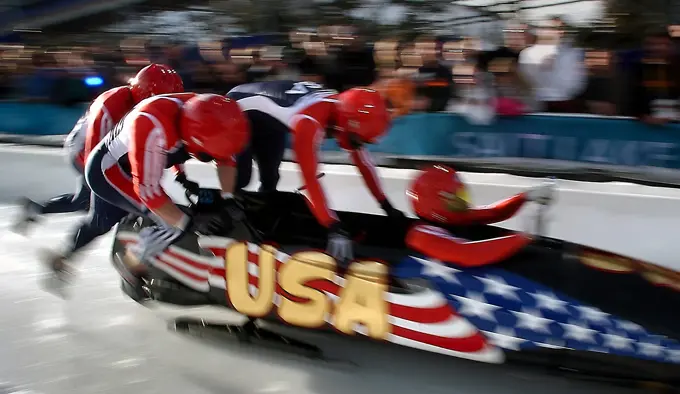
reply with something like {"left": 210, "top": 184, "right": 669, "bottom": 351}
{"left": 111, "top": 182, "right": 680, "bottom": 388}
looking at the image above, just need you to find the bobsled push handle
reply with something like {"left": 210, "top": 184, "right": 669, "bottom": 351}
{"left": 529, "top": 177, "right": 557, "bottom": 237}
{"left": 296, "top": 173, "right": 326, "bottom": 194}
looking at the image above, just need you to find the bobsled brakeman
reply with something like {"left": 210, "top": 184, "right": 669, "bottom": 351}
{"left": 111, "top": 169, "right": 680, "bottom": 388}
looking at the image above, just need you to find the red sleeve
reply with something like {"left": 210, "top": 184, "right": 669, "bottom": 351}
{"left": 445, "top": 193, "right": 529, "bottom": 226}
{"left": 291, "top": 115, "right": 338, "bottom": 228}
{"left": 349, "top": 148, "right": 387, "bottom": 203}
{"left": 128, "top": 113, "right": 172, "bottom": 210}
{"left": 83, "top": 103, "right": 115, "bottom": 160}
{"left": 406, "top": 224, "right": 532, "bottom": 267}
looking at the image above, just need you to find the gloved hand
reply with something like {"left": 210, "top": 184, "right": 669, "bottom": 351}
{"left": 195, "top": 194, "right": 245, "bottom": 235}
{"left": 132, "top": 218, "right": 192, "bottom": 264}
{"left": 175, "top": 172, "right": 200, "bottom": 195}
{"left": 526, "top": 178, "right": 556, "bottom": 205}
{"left": 379, "top": 199, "right": 407, "bottom": 223}
{"left": 326, "top": 221, "right": 353, "bottom": 264}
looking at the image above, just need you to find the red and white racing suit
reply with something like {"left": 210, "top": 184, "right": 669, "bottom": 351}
{"left": 406, "top": 193, "right": 533, "bottom": 267}
{"left": 290, "top": 95, "right": 388, "bottom": 229}
{"left": 87, "top": 92, "right": 236, "bottom": 214}
{"left": 83, "top": 86, "right": 135, "bottom": 165}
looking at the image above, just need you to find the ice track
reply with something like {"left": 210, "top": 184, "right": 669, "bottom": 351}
{"left": 0, "top": 213, "right": 645, "bottom": 394}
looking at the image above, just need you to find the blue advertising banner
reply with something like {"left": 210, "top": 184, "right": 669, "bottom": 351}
{"left": 0, "top": 102, "right": 88, "bottom": 136}
{"left": 313, "top": 113, "right": 680, "bottom": 170}
{"left": 2, "top": 100, "right": 680, "bottom": 174}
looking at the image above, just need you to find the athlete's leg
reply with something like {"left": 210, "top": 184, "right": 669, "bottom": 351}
{"left": 250, "top": 111, "right": 287, "bottom": 193}
{"left": 41, "top": 175, "right": 91, "bottom": 214}
{"left": 14, "top": 174, "right": 90, "bottom": 234}
{"left": 235, "top": 145, "right": 254, "bottom": 190}
{"left": 235, "top": 110, "right": 261, "bottom": 191}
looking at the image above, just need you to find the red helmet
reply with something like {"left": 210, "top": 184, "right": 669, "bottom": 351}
{"left": 179, "top": 94, "right": 250, "bottom": 162}
{"left": 335, "top": 87, "right": 390, "bottom": 147}
{"left": 129, "top": 64, "right": 184, "bottom": 103}
{"left": 406, "top": 165, "right": 472, "bottom": 224}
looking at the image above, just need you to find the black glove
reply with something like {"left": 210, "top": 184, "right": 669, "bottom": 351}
{"left": 326, "top": 221, "right": 353, "bottom": 264}
{"left": 195, "top": 195, "right": 245, "bottom": 235}
{"left": 175, "top": 172, "right": 200, "bottom": 195}
{"left": 380, "top": 199, "right": 406, "bottom": 222}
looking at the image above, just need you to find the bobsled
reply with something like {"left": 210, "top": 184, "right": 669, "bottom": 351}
{"left": 111, "top": 182, "right": 680, "bottom": 388}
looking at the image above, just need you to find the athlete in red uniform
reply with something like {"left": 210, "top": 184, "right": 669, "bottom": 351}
{"left": 39, "top": 64, "right": 184, "bottom": 297}
{"left": 227, "top": 82, "right": 404, "bottom": 262}
{"left": 85, "top": 93, "right": 249, "bottom": 300}
{"left": 404, "top": 165, "right": 554, "bottom": 267}
{"left": 290, "top": 87, "right": 405, "bottom": 262}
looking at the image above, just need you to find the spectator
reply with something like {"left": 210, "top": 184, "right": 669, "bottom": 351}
{"left": 583, "top": 49, "right": 618, "bottom": 116}
{"left": 396, "top": 44, "right": 421, "bottom": 77}
{"left": 476, "top": 23, "right": 530, "bottom": 73}
{"left": 247, "top": 47, "right": 272, "bottom": 82}
{"left": 298, "top": 38, "right": 327, "bottom": 84}
{"left": 414, "top": 35, "right": 454, "bottom": 112}
{"left": 488, "top": 56, "right": 539, "bottom": 114}
{"left": 335, "top": 26, "right": 376, "bottom": 89}
{"left": 628, "top": 28, "right": 680, "bottom": 124}
{"left": 215, "top": 61, "right": 248, "bottom": 93}
{"left": 518, "top": 16, "right": 587, "bottom": 113}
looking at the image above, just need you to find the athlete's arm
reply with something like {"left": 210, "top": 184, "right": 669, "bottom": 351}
{"left": 441, "top": 193, "right": 529, "bottom": 226}
{"left": 291, "top": 115, "right": 338, "bottom": 228}
{"left": 406, "top": 224, "right": 531, "bottom": 267}
{"left": 83, "top": 102, "right": 115, "bottom": 160}
{"left": 462, "top": 193, "right": 528, "bottom": 225}
{"left": 349, "top": 148, "right": 388, "bottom": 203}
{"left": 216, "top": 156, "right": 237, "bottom": 197}
{"left": 128, "top": 114, "right": 188, "bottom": 229}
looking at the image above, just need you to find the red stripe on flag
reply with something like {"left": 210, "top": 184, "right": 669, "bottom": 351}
{"left": 210, "top": 267, "right": 226, "bottom": 277}
{"left": 207, "top": 247, "right": 226, "bottom": 259}
{"left": 156, "top": 255, "right": 208, "bottom": 283}
{"left": 166, "top": 250, "right": 211, "bottom": 271}
{"left": 248, "top": 250, "right": 259, "bottom": 289}
{"left": 391, "top": 325, "right": 487, "bottom": 353}
{"left": 388, "top": 303, "right": 454, "bottom": 324}
{"left": 306, "top": 278, "right": 340, "bottom": 295}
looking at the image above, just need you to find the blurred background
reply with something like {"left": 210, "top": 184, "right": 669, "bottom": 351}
{"left": 0, "top": 0, "right": 679, "bottom": 122}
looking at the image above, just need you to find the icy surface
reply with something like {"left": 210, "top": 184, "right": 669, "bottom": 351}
{"left": 0, "top": 205, "right": 645, "bottom": 394}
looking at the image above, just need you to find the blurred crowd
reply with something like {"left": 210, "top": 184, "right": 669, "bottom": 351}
{"left": 1, "top": 20, "right": 680, "bottom": 125}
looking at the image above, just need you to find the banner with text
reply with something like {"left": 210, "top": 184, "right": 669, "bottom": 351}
{"left": 4, "top": 101, "right": 680, "bottom": 185}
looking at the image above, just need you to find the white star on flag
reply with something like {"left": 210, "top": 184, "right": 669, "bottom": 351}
{"left": 637, "top": 341, "right": 665, "bottom": 357}
{"left": 531, "top": 291, "right": 569, "bottom": 312}
{"left": 574, "top": 305, "right": 610, "bottom": 324}
{"left": 512, "top": 308, "right": 553, "bottom": 334}
{"left": 413, "top": 256, "right": 460, "bottom": 283}
{"left": 666, "top": 348, "right": 680, "bottom": 362}
{"left": 484, "top": 328, "right": 525, "bottom": 351}
{"left": 454, "top": 292, "right": 500, "bottom": 321}
{"left": 478, "top": 275, "right": 521, "bottom": 300}
{"left": 561, "top": 321, "right": 597, "bottom": 343}
{"left": 601, "top": 332, "right": 635, "bottom": 350}
{"left": 616, "top": 320, "right": 645, "bottom": 333}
